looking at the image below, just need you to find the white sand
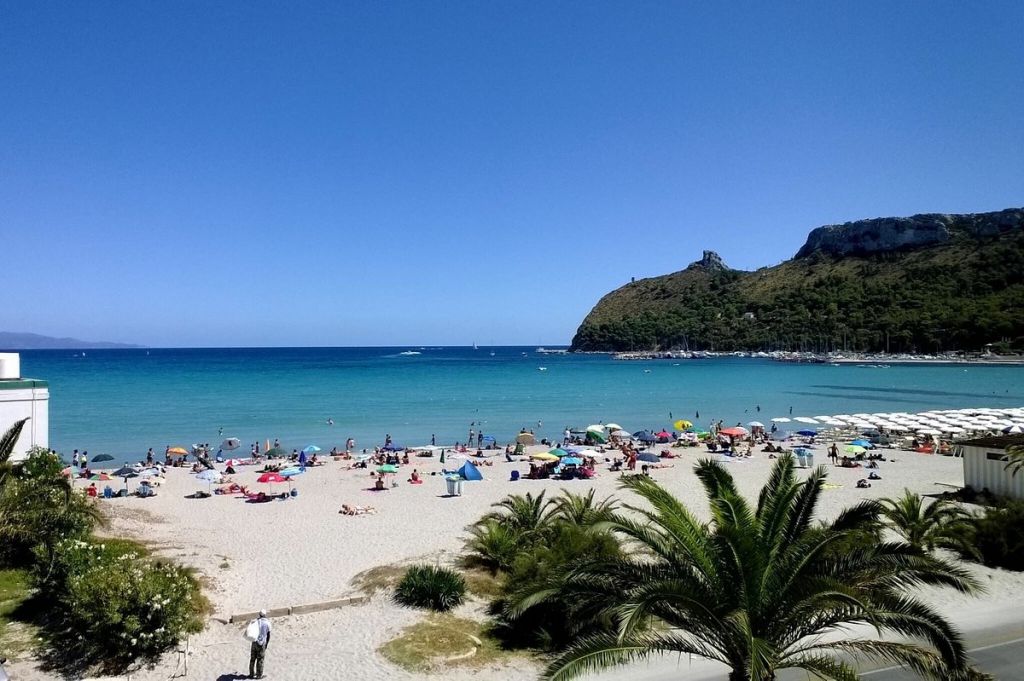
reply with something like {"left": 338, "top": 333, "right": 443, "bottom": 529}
{"left": 8, "top": 446, "right": 1024, "bottom": 681}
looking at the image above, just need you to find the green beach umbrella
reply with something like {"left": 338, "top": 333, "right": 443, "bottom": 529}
{"left": 549, "top": 448, "right": 568, "bottom": 457}
{"left": 844, "top": 445, "right": 866, "bottom": 454}
{"left": 264, "top": 447, "right": 287, "bottom": 458}
{"left": 377, "top": 464, "right": 398, "bottom": 474}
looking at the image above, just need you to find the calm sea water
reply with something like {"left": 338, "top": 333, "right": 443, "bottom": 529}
{"left": 17, "top": 347, "right": 1024, "bottom": 460}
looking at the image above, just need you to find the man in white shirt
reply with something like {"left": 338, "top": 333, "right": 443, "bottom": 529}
{"left": 249, "top": 609, "right": 272, "bottom": 679}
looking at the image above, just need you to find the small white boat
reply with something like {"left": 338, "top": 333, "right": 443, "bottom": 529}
{"left": 398, "top": 351, "right": 421, "bottom": 356}
{"left": 538, "top": 367, "right": 547, "bottom": 371}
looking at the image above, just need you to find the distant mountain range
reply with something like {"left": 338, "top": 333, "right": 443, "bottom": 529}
{"left": 571, "top": 207, "right": 1024, "bottom": 354}
{"left": 0, "top": 332, "right": 142, "bottom": 350}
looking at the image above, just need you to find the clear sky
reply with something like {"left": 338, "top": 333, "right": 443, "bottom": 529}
{"left": 2, "top": 2, "right": 1022, "bottom": 347}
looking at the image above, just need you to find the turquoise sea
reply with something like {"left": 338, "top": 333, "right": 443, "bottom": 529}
{"left": 17, "top": 347, "right": 1024, "bottom": 461}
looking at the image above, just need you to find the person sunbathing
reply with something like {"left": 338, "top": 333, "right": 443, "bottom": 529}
{"left": 408, "top": 470, "right": 422, "bottom": 484}
{"left": 340, "top": 504, "right": 376, "bottom": 515}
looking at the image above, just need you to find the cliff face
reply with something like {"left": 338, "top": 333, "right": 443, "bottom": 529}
{"left": 570, "top": 207, "right": 1024, "bottom": 353}
{"left": 795, "top": 208, "right": 1024, "bottom": 258}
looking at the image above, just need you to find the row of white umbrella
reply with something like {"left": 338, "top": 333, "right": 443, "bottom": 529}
{"left": 767, "top": 406, "right": 1024, "bottom": 436}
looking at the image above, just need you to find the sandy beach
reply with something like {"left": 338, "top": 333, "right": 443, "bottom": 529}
{"left": 7, "top": 444, "right": 1024, "bottom": 681}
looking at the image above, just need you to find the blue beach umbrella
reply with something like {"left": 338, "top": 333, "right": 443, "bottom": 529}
{"left": 302, "top": 445, "right": 321, "bottom": 453}
{"left": 796, "top": 429, "right": 817, "bottom": 437}
{"left": 280, "top": 467, "right": 304, "bottom": 477}
{"left": 850, "top": 439, "right": 873, "bottom": 448}
{"left": 638, "top": 452, "right": 660, "bottom": 463}
{"left": 560, "top": 457, "right": 583, "bottom": 466}
{"left": 298, "top": 451, "right": 307, "bottom": 466}
{"left": 634, "top": 431, "right": 657, "bottom": 443}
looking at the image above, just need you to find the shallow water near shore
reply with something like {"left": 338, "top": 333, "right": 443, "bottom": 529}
{"left": 18, "top": 346, "right": 1024, "bottom": 460}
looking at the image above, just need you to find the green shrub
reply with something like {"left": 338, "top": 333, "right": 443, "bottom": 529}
{"left": 954, "top": 500, "right": 1024, "bottom": 571}
{"left": 35, "top": 538, "right": 206, "bottom": 668}
{"left": 464, "top": 520, "right": 521, "bottom": 574}
{"left": 394, "top": 565, "right": 466, "bottom": 612}
{"left": 0, "top": 448, "right": 101, "bottom": 568}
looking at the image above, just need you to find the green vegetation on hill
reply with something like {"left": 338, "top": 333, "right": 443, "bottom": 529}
{"left": 571, "top": 209, "right": 1024, "bottom": 352}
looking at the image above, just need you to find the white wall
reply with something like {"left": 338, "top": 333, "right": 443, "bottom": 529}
{"left": 0, "top": 383, "right": 50, "bottom": 462}
{"left": 962, "top": 445, "right": 1024, "bottom": 500}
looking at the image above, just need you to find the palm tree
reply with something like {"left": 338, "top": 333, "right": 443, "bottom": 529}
{"left": 482, "top": 490, "right": 556, "bottom": 538}
{"left": 879, "top": 490, "right": 976, "bottom": 555}
{"left": 1003, "top": 444, "right": 1024, "bottom": 477}
{"left": 0, "top": 418, "right": 29, "bottom": 488}
{"left": 551, "top": 489, "right": 618, "bottom": 526}
{"left": 516, "top": 456, "right": 987, "bottom": 681}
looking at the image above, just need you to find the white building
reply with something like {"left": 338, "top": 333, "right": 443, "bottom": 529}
{"left": 959, "top": 434, "right": 1024, "bottom": 501}
{"left": 0, "top": 353, "right": 50, "bottom": 463}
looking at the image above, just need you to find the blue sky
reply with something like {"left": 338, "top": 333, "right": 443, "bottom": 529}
{"left": 2, "top": 2, "right": 1022, "bottom": 347}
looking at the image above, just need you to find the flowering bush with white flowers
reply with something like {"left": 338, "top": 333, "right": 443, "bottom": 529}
{"left": 37, "top": 538, "right": 207, "bottom": 664}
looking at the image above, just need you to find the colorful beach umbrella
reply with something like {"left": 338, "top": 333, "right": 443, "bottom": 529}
{"left": 530, "top": 452, "right": 558, "bottom": 461}
{"left": 376, "top": 464, "right": 398, "bottom": 474}
{"left": 604, "top": 423, "right": 623, "bottom": 431}
{"left": 673, "top": 419, "right": 693, "bottom": 430}
{"left": 89, "top": 473, "right": 111, "bottom": 481}
{"left": 62, "top": 466, "right": 81, "bottom": 477}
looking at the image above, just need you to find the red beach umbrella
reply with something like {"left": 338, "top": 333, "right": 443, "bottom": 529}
{"left": 257, "top": 472, "right": 286, "bottom": 484}
{"left": 719, "top": 427, "right": 748, "bottom": 438}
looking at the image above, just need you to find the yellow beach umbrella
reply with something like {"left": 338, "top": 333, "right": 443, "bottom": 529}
{"left": 167, "top": 446, "right": 188, "bottom": 456}
{"left": 673, "top": 419, "right": 693, "bottom": 430}
{"left": 530, "top": 452, "right": 559, "bottom": 461}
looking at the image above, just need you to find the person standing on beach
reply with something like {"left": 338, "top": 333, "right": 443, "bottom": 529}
{"left": 431, "top": 434, "right": 435, "bottom": 446}
{"left": 248, "top": 609, "right": 272, "bottom": 679}
{"left": 828, "top": 442, "right": 839, "bottom": 464}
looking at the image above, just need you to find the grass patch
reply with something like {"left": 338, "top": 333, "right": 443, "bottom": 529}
{"left": 351, "top": 563, "right": 407, "bottom": 596}
{"left": 0, "top": 568, "right": 36, "bottom": 657}
{"left": 463, "top": 569, "right": 504, "bottom": 600}
{"left": 379, "top": 613, "right": 525, "bottom": 672}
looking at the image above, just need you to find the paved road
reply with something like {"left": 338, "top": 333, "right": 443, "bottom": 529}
{"left": 609, "top": 637, "right": 1024, "bottom": 681}
{"left": 864, "top": 638, "right": 1023, "bottom": 680}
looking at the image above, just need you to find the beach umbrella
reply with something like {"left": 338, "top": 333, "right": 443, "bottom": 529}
{"left": 605, "top": 423, "right": 623, "bottom": 431}
{"left": 530, "top": 452, "right": 559, "bottom": 461}
{"left": 138, "top": 468, "right": 161, "bottom": 478}
{"left": 586, "top": 424, "right": 605, "bottom": 433}
{"left": 376, "top": 464, "right": 398, "bottom": 474}
{"left": 575, "top": 449, "right": 601, "bottom": 458}
{"left": 515, "top": 432, "right": 536, "bottom": 445}
{"left": 264, "top": 447, "right": 287, "bottom": 458}
{"left": 560, "top": 457, "right": 583, "bottom": 466}
{"left": 196, "top": 469, "right": 222, "bottom": 483}
{"left": 224, "top": 458, "right": 242, "bottom": 467}
{"left": 1003, "top": 425, "right": 1024, "bottom": 434}
{"left": 793, "top": 417, "right": 819, "bottom": 425}
{"left": 113, "top": 465, "right": 136, "bottom": 477}
{"left": 548, "top": 448, "right": 569, "bottom": 457}
{"left": 850, "top": 439, "right": 873, "bottom": 448}
{"left": 771, "top": 417, "right": 791, "bottom": 423}
{"left": 92, "top": 454, "right": 115, "bottom": 463}
{"left": 167, "top": 447, "right": 189, "bottom": 456}
{"left": 302, "top": 445, "right": 321, "bottom": 453}
{"left": 634, "top": 431, "right": 656, "bottom": 443}
{"left": 61, "top": 466, "right": 81, "bottom": 477}
{"left": 796, "top": 429, "right": 817, "bottom": 437}
{"left": 844, "top": 445, "right": 866, "bottom": 455}
{"left": 916, "top": 429, "right": 942, "bottom": 436}
{"left": 89, "top": 473, "right": 111, "bottom": 481}
{"left": 280, "top": 467, "right": 305, "bottom": 477}
{"left": 747, "top": 421, "right": 765, "bottom": 428}
{"left": 257, "top": 472, "right": 286, "bottom": 484}
{"left": 771, "top": 431, "right": 790, "bottom": 441}
{"left": 638, "top": 452, "right": 660, "bottom": 463}
{"left": 439, "top": 450, "right": 446, "bottom": 464}
{"left": 673, "top": 419, "right": 693, "bottom": 431}
{"left": 611, "top": 429, "right": 631, "bottom": 438}
{"left": 719, "top": 427, "right": 748, "bottom": 438}
{"left": 220, "top": 438, "right": 241, "bottom": 451}
{"left": 298, "top": 451, "right": 308, "bottom": 467}
{"left": 382, "top": 443, "right": 404, "bottom": 451}
{"left": 588, "top": 431, "right": 608, "bottom": 443}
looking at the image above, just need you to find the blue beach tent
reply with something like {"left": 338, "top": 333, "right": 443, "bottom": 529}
{"left": 457, "top": 462, "right": 484, "bottom": 481}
